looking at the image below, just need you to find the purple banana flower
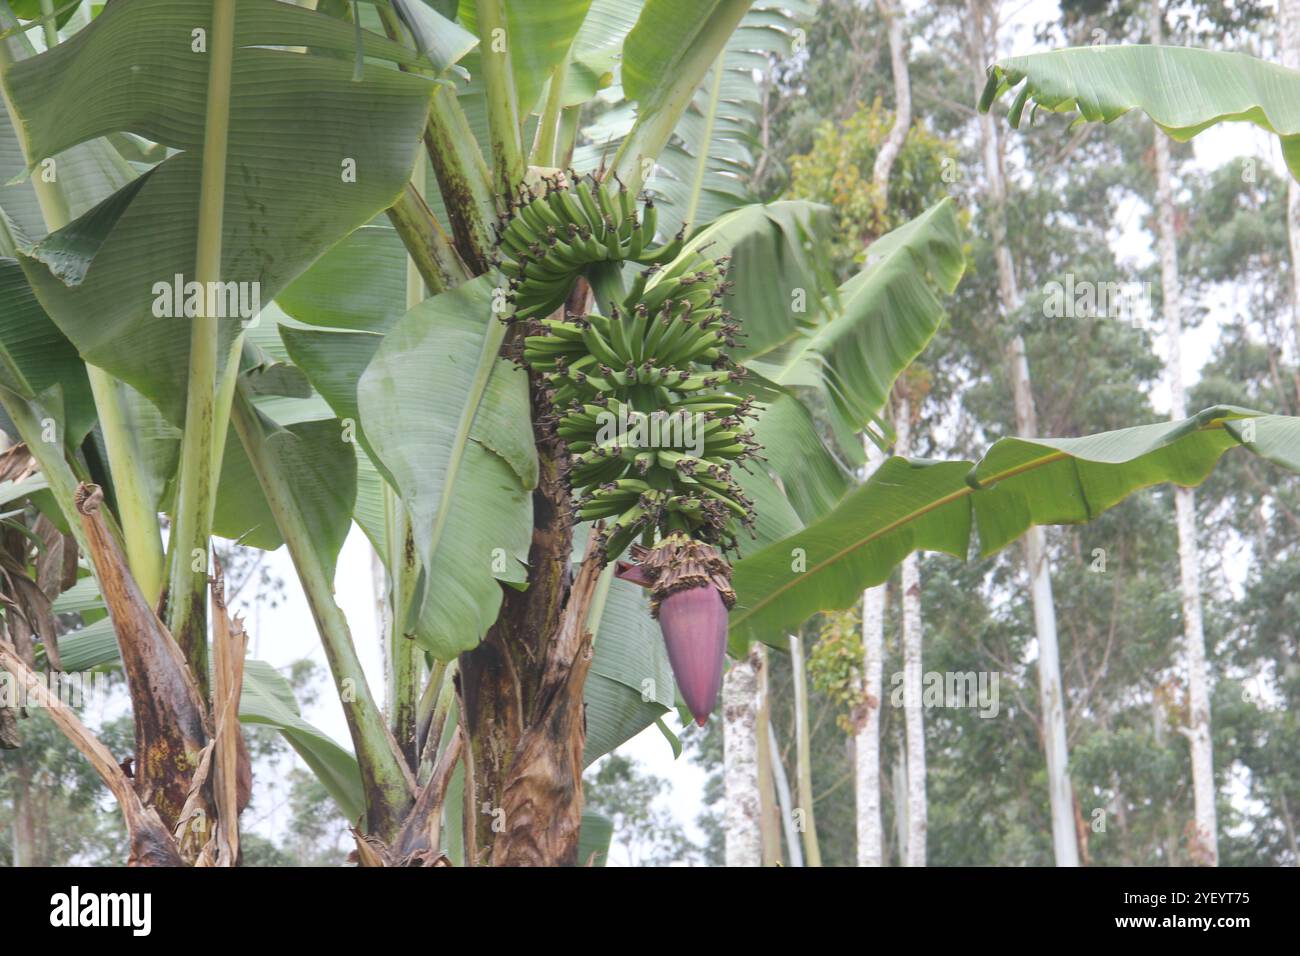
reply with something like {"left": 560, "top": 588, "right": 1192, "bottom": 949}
{"left": 615, "top": 534, "right": 736, "bottom": 725}
{"left": 655, "top": 582, "right": 728, "bottom": 725}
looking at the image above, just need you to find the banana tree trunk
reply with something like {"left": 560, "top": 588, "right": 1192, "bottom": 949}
{"left": 1149, "top": 0, "right": 1218, "bottom": 868}
{"left": 385, "top": 158, "right": 434, "bottom": 769}
{"left": 381, "top": 0, "right": 752, "bottom": 865}
{"left": 968, "top": 0, "right": 1079, "bottom": 867}
{"left": 457, "top": 375, "right": 589, "bottom": 866}
{"left": 723, "top": 646, "right": 763, "bottom": 866}
{"left": 455, "top": 269, "right": 608, "bottom": 866}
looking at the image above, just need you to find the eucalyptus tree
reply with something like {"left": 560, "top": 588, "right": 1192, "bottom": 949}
{"left": 1144, "top": 0, "right": 1218, "bottom": 866}
{"left": 1283, "top": 0, "right": 1300, "bottom": 365}
{"left": 968, "top": 0, "right": 1079, "bottom": 867}
{"left": 1181, "top": 156, "right": 1300, "bottom": 865}
{"left": 861, "top": 0, "right": 913, "bottom": 868}
{"left": 1, "top": 0, "right": 1298, "bottom": 869}
{"left": 981, "top": 4, "right": 1300, "bottom": 866}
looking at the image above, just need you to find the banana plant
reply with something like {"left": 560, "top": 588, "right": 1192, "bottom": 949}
{"left": 978, "top": 44, "right": 1300, "bottom": 174}
{"left": 2, "top": 0, "right": 1300, "bottom": 870}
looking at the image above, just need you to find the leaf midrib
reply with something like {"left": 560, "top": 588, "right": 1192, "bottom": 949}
{"left": 421, "top": 314, "right": 509, "bottom": 571}
{"left": 730, "top": 419, "right": 1235, "bottom": 631}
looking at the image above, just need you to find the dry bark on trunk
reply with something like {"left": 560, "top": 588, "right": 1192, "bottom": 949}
{"left": 485, "top": 549, "right": 599, "bottom": 866}
{"left": 75, "top": 484, "right": 210, "bottom": 836}
{"left": 0, "top": 640, "right": 183, "bottom": 866}
{"left": 457, "top": 427, "right": 583, "bottom": 865}
{"left": 6, "top": 484, "right": 256, "bottom": 866}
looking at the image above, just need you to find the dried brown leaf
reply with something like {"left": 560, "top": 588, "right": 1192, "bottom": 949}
{"left": 349, "top": 828, "right": 390, "bottom": 867}
{"left": 75, "top": 483, "right": 209, "bottom": 833}
{"left": 0, "top": 641, "right": 182, "bottom": 865}
{"left": 0, "top": 444, "right": 37, "bottom": 484}
{"left": 210, "top": 557, "right": 249, "bottom": 867}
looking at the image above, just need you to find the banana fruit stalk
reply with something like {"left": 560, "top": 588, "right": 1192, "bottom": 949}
{"left": 498, "top": 172, "right": 761, "bottom": 722}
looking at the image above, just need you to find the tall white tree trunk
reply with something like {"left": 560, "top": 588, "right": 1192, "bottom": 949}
{"left": 1282, "top": 0, "right": 1300, "bottom": 376}
{"left": 768, "top": 724, "right": 805, "bottom": 867}
{"left": 892, "top": 732, "right": 909, "bottom": 864}
{"left": 856, "top": 438, "right": 888, "bottom": 867}
{"left": 871, "top": 0, "right": 911, "bottom": 195}
{"left": 723, "top": 647, "right": 763, "bottom": 866}
{"left": 12, "top": 754, "right": 36, "bottom": 866}
{"left": 968, "top": 0, "right": 1079, "bottom": 866}
{"left": 895, "top": 398, "right": 928, "bottom": 865}
{"left": 1149, "top": 2, "right": 1219, "bottom": 867}
{"left": 789, "top": 630, "right": 823, "bottom": 865}
{"left": 755, "top": 644, "right": 782, "bottom": 864}
{"left": 854, "top": 0, "right": 911, "bottom": 869}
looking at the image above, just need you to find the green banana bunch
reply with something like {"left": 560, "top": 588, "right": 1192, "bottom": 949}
{"left": 496, "top": 172, "right": 689, "bottom": 323}
{"left": 499, "top": 173, "right": 759, "bottom": 560}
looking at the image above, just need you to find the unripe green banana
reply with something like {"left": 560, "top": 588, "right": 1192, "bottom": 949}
{"left": 497, "top": 171, "right": 759, "bottom": 557}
